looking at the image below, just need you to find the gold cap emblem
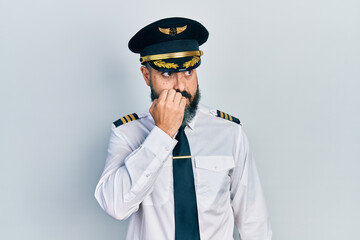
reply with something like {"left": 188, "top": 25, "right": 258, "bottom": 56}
{"left": 153, "top": 60, "right": 179, "bottom": 69}
{"left": 183, "top": 56, "right": 200, "bottom": 68}
{"left": 158, "top": 25, "right": 187, "bottom": 36}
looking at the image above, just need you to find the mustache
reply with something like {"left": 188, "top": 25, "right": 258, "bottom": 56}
{"left": 176, "top": 90, "right": 192, "bottom": 99}
{"left": 150, "top": 85, "right": 193, "bottom": 102}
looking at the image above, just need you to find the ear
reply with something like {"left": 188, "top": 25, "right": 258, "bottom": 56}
{"left": 140, "top": 66, "right": 151, "bottom": 86}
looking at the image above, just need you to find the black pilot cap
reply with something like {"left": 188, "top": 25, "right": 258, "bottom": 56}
{"left": 128, "top": 17, "right": 209, "bottom": 72}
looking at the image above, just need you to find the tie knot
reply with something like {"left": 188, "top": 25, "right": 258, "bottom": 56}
{"left": 175, "top": 126, "right": 186, "bottom": 141}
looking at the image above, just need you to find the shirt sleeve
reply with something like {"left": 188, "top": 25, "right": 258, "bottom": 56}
{"left": 94, "top": 124, "right": 177, "bottom": 220}
{"left": 230, "top": 126, "right": 272, "bottom": 240}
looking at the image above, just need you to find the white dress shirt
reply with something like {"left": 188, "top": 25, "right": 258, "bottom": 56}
{"left": 95, "top": 104, "right": 272, "bottom": 240}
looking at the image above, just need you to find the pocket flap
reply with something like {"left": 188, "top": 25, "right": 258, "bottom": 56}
{"left": 195, "top": 156, "right": 235, "bottom": 172}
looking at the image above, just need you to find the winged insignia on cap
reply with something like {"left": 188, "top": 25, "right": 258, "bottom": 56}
{"left": 158, "top": 25, "right": 187, "bottom": 36}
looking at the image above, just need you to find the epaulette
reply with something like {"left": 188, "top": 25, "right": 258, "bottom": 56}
{"left": 216, "top": 110, "right": 241, "bottom": 124}
{"left": 113, "top": 113, "right": 139, "bottom": 127}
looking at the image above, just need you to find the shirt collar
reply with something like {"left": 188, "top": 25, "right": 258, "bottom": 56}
{"left": 185, "top": 104, "right": 202, "bottom": 130}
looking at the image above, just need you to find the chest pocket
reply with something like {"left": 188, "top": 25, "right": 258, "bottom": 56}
{"left": 194, "top": 156, "right": 235, "bottom": 208}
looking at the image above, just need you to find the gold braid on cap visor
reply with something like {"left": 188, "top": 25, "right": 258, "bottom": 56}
{"left": 140, "top": 50, "right": 203, "bottom": 63}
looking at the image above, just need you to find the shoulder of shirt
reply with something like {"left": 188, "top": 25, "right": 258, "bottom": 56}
{"left": 112, "top": 112, "right": 149, "bottom": 128}
{"left": 198, "top": 104, "right": 242, "bottom": 126}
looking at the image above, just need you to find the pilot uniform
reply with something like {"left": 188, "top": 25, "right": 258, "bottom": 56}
{"left": 95, "top": 17, "right": 272, "bottom": 240}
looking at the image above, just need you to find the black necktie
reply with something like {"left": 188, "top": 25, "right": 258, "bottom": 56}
{"left": 173, "top": 126, "right": 200, "bottom": 240}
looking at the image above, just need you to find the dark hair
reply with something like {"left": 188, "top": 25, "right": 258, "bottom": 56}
{"left": 145, "top": 62, "right": 152, "bottom": 73}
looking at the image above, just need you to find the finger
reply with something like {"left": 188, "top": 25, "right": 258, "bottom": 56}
{"left": 149, "top": 102, "right": 154, "bottom": 114}
{"left": 173, "top": 92, "right": 182, "bottom": 105}
{"left": 165, "top": 89, "right": 176, "bottom": 102}
{"left": 180, "top": 97, "right": 187, "bottom": 111}
{"left": 149, "top": 99, "right": 158, "bottom": 112}
{"left": 158, "top": 90, "right": 169, "bottom": 102}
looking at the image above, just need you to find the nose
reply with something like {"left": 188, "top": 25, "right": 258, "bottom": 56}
{"left": 173, "top": 72, "right": 186, "bottom": 92}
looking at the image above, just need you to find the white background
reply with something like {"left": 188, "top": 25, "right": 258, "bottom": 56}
{"left": 1, "top": 0, "right": 359, "bottom": 239}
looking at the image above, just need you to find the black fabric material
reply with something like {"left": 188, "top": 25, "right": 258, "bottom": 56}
{"left": 172, "top": 127, "right": 200, "bottom": 240}
{"left": 231, "top": 116, "right": 241, "bottom": 124}
{"left": 140, "top": 39, "right": 199, "bottom": 57}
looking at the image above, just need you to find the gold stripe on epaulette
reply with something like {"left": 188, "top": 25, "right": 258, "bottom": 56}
{"left": 124, "top": 115, "right": 131, "bottom": 122}
{"left": 113, "top": 113, "right": 140, "bottom": 127}
{"left": 216, "top": 110, "right": 241, "bottom": 125}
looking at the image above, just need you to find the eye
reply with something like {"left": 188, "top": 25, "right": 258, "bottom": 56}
{"left": 184, "top": 70, "right": 192, "bottom": 76}
{"left": 162, "top": 72, "right": 171, "bottom": 77}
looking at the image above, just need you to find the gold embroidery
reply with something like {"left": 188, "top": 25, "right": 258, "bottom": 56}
{"left": 158, "top": 25, "right": 187, "bottom": 35}
{"left": 158, "top": 27, "right": 170, "bottom": 35}
{"left": 141, "top": 50, "right": 203, "bottom": 63}
{"left": 153, "top": 60, "right": 179, "bottom": 69}
{"left": 182, "top": 56, "right": 200, "bottom": 68}
{"left": 176, "top": 25, "right": 187, "bottom": 34}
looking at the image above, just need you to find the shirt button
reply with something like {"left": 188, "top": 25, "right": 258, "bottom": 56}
{"left": 214, "top": 166, "right": 218, "bottom": 170}
{"left": 164, "top": 145, "right": 170, "bottom": 151}
{"left": 146, "top": 173, "right": 150, "bottom": 177}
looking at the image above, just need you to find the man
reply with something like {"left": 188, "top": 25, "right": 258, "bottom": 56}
{"left": 95, "top": 17, "right": 272, "bottom": 240}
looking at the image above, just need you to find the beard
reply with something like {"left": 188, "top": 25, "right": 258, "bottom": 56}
{"left": 150, "top": 82, "right": 201, "bottom": 128}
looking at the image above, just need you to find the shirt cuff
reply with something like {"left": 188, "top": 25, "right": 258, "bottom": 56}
{"left": 142, "top": 126, "right": 178, "bottom": 162}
